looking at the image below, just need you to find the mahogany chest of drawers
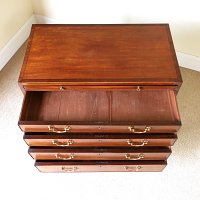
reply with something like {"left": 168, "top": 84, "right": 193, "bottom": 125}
{"left": 18, "top": 24, "right": 182, "bottom": 172}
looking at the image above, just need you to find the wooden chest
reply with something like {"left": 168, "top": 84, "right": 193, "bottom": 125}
{"left": 18, "top": 24, "right": 182, "bottom": 172}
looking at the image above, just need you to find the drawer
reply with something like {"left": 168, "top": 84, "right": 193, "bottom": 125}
{"left": 24, "top": 132, "right": 177, "bottom": 147}
{"left": 29, "top": 146, "right": 171, "bottom": 160}
{"left": 35, "top": 160, "right": 167, "bottom": 172}
{"left": 19, "top": 89, "right": 181, "bottom": 133}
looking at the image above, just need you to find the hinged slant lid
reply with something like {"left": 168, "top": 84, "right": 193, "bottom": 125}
{"left": 19, "top": 24, "right": 182, "bottom": 87}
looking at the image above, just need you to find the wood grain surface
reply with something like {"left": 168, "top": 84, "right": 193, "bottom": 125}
{"left": 19, "top": 89, "right": 180, "bottom": 123}
{"left": 19, "top": 24, "right": 182, "bottom": 88}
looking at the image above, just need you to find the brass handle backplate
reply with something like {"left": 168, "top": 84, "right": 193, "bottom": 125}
{"left": 127, "top": 139, "right": 148, "bottom": 147}
{"left": 56, "top": 153, "right": 74, "bottom": 160}
{"left": 61, "top": 166, "right": 78, "bottom": 172}
{"left": 48, "top": 125, "right": 70, "bottom": 133}
{"left": 128, "top": 126, "right": 151, "bottom": 134}
{"left": 52, "top": 139, "right": 73, "bottom": 147}
{"left": 125, "top": 153, "right": 144, "bottom": 160}
{"left": 124, "top": 165, "right": 142, "bottom": 171}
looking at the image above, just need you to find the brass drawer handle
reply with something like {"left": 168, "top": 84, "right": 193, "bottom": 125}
{"left": 56, "top": 153, "right": 74, "bottom": 160}
{"left": 48, "top": 125, "right": 70, "bottom": 133}
{"left": 124, "top": 165, "right": 142, "bottom": 171}
{"left": 61, "top": 166, "right": 78, "bottom": 172}
{"left": 52, "top": 139, "right": 73, "bottom": 146}
{"left": 128, "top": 126, "right": 151, "bottom": 133}
{"left": 125, "top": 153, "right": 144, "bottom": 160}
{"left": 127, "top": 139, "right": 148, "bottom": 147}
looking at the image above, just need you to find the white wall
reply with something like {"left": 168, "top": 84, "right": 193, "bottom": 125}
{"left": 32, "top": 0, "right": 200, "bottom": 57}
{"left": 0, "top": 0, "right": 33, "bottom": 50}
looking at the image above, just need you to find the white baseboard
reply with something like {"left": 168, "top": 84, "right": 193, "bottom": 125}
{"left": 176, "top": 52, "right": 200, "bottom": 72}
{"left": 35, "top": 14, "right": 65, "bottom": 24}
{"left": 0, "top": 15, "right": 36, "bottom": 71}
{"left": 1, "top": 14, "right": 200, "bottom": 72}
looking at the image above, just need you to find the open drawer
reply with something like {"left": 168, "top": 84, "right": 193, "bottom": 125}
{"left": 35, "top": 160, "right": 167, "bottom": 172}
{"left": 19, "top": 89, "right": 181, "bottom": 133}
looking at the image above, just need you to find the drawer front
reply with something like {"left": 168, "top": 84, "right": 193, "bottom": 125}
{"left": 29, "top": 147, "right": 171, "bottom": 160}
{"left": 24, "top": 133, "right": 177, "bottom": 147}
{"left": 19, "top": 124, "right": 181, "bottom": 133}
{"left": 35, "top": 160, "right": 167, "bottom": 172}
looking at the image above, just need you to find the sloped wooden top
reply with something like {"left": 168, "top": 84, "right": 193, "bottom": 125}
{"left": 19, "top": 24, "right": 182, "bottom": 86}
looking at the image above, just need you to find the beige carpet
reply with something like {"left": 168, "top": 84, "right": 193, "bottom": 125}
{"left": 0, "top": 43, "right": 200, "bottom": 200}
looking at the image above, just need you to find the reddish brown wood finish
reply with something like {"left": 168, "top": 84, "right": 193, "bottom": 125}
{"left": 35, "top": 160, "right": 167, "bottom": 172}
{"left": 18, "top": 89, "right": 181, "bottom": 132}
{"left": 19, "top": 124, "right": 180, "bottom": 133}
{"left": 23, "top": 85, "right": 178, "bottom": 92}
{"left": 19, "top": 24, "right": 182, "bottom": 89}
{"left": 24, "top": 132, "right": 177, "bottom": 147}
{"left": 29, "top": 146, "right": 171, "bottom": 160}
{"left": 18, "top": 24, "right": 182, "bottom": 172}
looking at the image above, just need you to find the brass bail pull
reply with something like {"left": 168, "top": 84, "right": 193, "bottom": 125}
{"left": 127, "top": 139, "right": 148, "bottom": 147}
{"left": 128, "top": 126, "right": 151, "bottom": 134}
{"left": 48, "top": 125, "right": 71, "bottom": 133}
{"left": 52, "top": 139, "right": 73, "bottom": 146}
{"left": 56, "top": 153, "right": 74, "bottom": 160}
{"left": 125, "top": 153, "right": 144, "bottom": 160}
